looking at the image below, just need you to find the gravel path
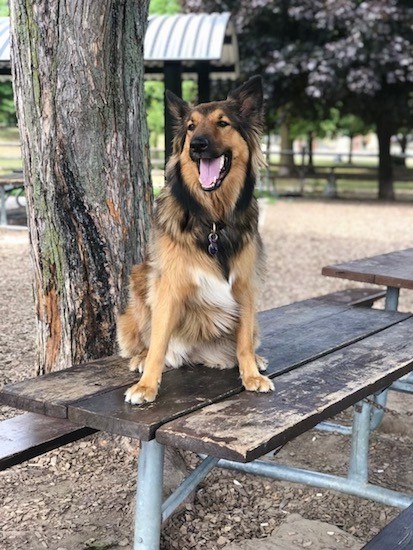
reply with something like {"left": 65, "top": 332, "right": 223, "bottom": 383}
{"left": 1, "top": 198, "right": 413, "bottom": 550}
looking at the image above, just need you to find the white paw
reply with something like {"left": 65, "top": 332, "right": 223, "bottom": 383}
{"left": 124, "top": 382, "right": 158, "bottom": 405}
{"left": 243, "top": 373, "right": 275, "bottom": 393}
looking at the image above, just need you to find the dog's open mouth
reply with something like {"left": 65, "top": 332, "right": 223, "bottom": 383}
{"left": 198, "top": 153, "right": 231, "bottom": 191}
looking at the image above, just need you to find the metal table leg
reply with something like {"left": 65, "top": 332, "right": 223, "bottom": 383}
{"left": 348, "top": 399, "right": 371, "bottom": 483}
{"left": 134, "top": 439, "right": 165, "bottom": 550}
{"left": 0, "top": 186, "right": 7, "bottom": 226}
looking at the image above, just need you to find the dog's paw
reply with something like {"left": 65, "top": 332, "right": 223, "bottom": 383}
{"left": 256, "top": 355, "right": 269, "bottom": 372}
{"left": 243, "top": 373, "right": 274, "bottom": 393}
{"left": 125, "top": 382, "right": 158, "bottom": 405}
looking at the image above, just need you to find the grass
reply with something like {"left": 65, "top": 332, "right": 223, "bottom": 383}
{"left": 0, "top": 126, "right": 22, "bottom": 174}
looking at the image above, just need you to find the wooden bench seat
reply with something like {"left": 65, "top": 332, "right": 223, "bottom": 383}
{"left": 362, "top": 503, "right": 413, "bottom": 549}
{"left": 0, "top": 412, "right": 96, "bottom": 471}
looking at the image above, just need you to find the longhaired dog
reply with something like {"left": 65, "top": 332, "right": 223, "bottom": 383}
{"left": 117, "top": 76, "right": 274, "bottom": 404}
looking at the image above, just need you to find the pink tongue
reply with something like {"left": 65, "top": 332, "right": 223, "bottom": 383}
{"left": 199, "top": 157, "right": 221, "bottom": 188}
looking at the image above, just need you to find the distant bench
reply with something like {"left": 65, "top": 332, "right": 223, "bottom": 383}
{"left": 260, "top": 164, "right": 413, "bottom": 197}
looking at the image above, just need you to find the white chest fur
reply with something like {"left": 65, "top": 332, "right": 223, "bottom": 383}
{"left": 194, "top": 269, "right": 237, "bottom": 309}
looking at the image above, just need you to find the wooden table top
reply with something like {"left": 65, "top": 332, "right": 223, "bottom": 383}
{"left": 322, "top": 248, "right": 413, "bottom": 290}
{"left": 1, "top": 301, "right": 413, "bottom": 462}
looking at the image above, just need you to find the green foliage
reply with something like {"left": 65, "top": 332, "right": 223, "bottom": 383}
{"left": 149, "top": 0, "right": 180, "bottom": 15}
{"left": 145, "top": 81, "right": 164, "bottom": 147}
{"left": 0, "top": 80, "right": 17, "bottom": 125}
{"left": 145, "top": 79, "right": 197, "bottom": 147}
{"left": 0, "top": 0, "right": 9, "bottom": 16}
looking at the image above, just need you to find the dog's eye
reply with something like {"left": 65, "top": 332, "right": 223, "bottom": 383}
{"left": 217, "top": 120, "right": 230, "bottom": 128}
{"left": 187, "top": 123, "right": 195, "bottom": 132}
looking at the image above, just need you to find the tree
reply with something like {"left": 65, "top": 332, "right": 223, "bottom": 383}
{"left": 10, "top": 0, "right": 152, "bottom": 374}
{"left": 183, "top": 0, "right": 413, "bottom": 200}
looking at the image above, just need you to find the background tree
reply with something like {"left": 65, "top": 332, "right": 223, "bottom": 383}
{"left": 183, "top": 0, "right": 413, "bottom": 200}
{"left": 10, "top": 0, "right": 152, "bottom": 374}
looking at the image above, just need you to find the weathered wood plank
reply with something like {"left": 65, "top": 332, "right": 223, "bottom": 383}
{"left": 361, "top": 503, "right": 413, "bottom": 549}
{"left": 0, "top": 302, "right": 375, "bottom": 419}
{"left": 67, "top": 308, "right": 409, "bottom": 440}
{"left": 322, "top": 248, "right": 413, "bottom": 289}
{"left": 313, "top": 287, "right": 386, "bottom": 307}
{"left": 0, "top": 303, "right": 408, "bottom": 427}
{"left": 0, "top": 413, "right": 96, "bottom": 470}
{"left": 157, "top": 317, "right": 413, "bottom": 462}
{"left": 68, "top": 365, "right": 240, "bottom": 440}
{"left": 0, "top": 356, "right": 136, "bottom": 417}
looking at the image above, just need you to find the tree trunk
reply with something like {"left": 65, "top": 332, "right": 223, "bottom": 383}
{"left": 279, "top": 109, "right": 295, "bottom": 175}
{"left": 10, "top": 0, "right": 152, "bottom": 374}
{"left": 348, "top": 135, "right": 353, "bottom": 164}
{"left": 306, "top": 131, "right": 314, "bottom": 174}
{"left": 376, "top": 117, "right": 395, "bottom": 201}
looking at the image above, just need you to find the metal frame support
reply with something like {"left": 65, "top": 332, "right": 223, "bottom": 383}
{"left": 134, "top": 440, "right": 165, "bottom": 550}
{"left": 213, "top": 457, "right": 412, "bottom": 509}
{"left": 385, "top": 286, "right": 400, "bottom": 312}
{"left": 348, "top": 400, "right": 371, "bottom": 483}
{"left": 0, "top": 185, "right": 7, "bottom": 226}
{"left": 161, "top": 456, "right": 219, "bottom": 522}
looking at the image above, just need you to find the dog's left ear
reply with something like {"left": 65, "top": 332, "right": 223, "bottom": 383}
{"left": 166, "top": 90, "right": 190, "bottom": 122}
{"left": 227, "top": 76, "right": 263, "bottom": 119}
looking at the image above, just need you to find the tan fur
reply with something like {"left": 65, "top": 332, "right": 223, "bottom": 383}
{"left": 118, "top": 77, "right": 274, "bottom": 405}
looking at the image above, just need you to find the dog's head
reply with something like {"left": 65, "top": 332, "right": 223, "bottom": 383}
{"left": 166, "top": 77, "right": 264, "bottom": 207}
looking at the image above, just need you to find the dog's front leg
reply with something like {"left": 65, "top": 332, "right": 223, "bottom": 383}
{"left": 125, "top": 277, "right": 181, "bottom": 405}
{"left": 233, "top": 280, "right": 274, "bottom": 393}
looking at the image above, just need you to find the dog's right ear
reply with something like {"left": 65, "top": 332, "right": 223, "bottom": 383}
{"left": 165, "top": 91, "right": 190, "bottom": 121}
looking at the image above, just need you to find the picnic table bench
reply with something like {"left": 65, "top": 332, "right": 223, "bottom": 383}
{"left": 1, "top": 291, "right": 412, "bottom": 549}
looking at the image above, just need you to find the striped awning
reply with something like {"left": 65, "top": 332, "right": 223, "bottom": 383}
{"left": 0, "top": 17, "right": 10, "bottom": 62}
{"left": 0, "top": 13, "right": 238, "bottom": 79}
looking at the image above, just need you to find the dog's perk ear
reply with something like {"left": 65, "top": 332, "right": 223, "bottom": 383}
{"left": 227, "top": 76, "right": 263, "bottom": 119}
{"left": 166, "top": 90, "right": 190, "bottom": 121}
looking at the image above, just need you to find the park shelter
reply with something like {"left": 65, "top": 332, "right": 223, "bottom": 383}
{"left": 0, "top": 13, "right": 239, "bottom": 158}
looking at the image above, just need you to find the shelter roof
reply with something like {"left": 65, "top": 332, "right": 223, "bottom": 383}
{"left": 0, "top": 14, "right": 238, "bottom": 79}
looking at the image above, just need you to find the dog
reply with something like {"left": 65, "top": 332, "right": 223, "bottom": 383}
{"left": 117, "top": 75, "right": 274, "bottom": 405}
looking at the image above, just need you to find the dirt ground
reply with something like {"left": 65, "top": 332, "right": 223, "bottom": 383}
{"left": 1, "top": 198, "right": 413, "bottom": 550}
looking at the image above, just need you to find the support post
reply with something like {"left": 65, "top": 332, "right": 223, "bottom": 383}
{"left": 164, "top": 61, "right": 182, "bottom": 163}
{"left": 385, "top": 286, "right": 400, "bottom": 312}
{"left": 348, "top": 400, "right": 371, "bottom": 483}
{"left": 197, "top": 61, "right": 211, "bottom": 103}
{"left": 0, "top": 185, "right": 7, "bottom": 226}
{"left": 134, "top": 439, "right": 165, "bottom": 550}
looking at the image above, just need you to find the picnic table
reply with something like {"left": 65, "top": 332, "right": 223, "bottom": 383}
{"left": 2, "top": 296, "right": 413, "bottom": 549}
{"left": 323, "top": 248, "right": 413, "bottom": 397}
{"left": 0, "top": 171, "right": 25, "bottom": 226}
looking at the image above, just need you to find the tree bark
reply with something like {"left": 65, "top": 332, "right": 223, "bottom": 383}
{"left": 279, "top": 109, "right": 295, "bottom": 175}
{"left": 376, "top": 116, "right": 395, "bottom": 201}
{"left": 10, "top": 0, "right": 152, "bottom": 374}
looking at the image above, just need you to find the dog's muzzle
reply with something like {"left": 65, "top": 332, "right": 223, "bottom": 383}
{"left": 189, "top": 138, "right": 232, "bottom": 191}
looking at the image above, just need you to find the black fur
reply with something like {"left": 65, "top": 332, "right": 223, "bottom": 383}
{"left": 160, "top": 162, "right": 259, "bottom": 280}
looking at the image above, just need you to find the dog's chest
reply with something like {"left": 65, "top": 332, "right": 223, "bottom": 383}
{"left": 195, "top": 271, "right": 239, "bottom": 316}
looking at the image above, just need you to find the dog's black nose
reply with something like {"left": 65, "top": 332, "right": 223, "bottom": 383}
{"left": 190, "top": 136, "right": 209, "bottom": 153}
